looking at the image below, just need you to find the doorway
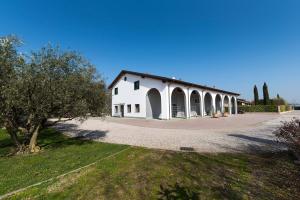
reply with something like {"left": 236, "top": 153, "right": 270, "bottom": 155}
{"left": 120, "top": 105, "right": 124, "bottom": 117}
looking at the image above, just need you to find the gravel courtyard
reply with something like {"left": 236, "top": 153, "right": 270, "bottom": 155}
{"left": 56, "top": 111, "right": 300, "bottom": 153}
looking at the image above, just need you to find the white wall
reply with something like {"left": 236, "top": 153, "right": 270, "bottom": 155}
{"left": 111, "top": 73, "right": 169, "bottom": 119}
{"left": 111, "top": 73, "right": 239, "bottom": 119}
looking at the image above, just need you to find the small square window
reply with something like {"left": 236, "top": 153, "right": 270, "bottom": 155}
{"left": 134, "top": 81, "right": 140, "bottom": 90}
{"left": 135, "top": 104, "right": 140, "bottom": 113}
{"left": 124, "top": 77, "right": 127, "bottom": 81}
{"left": 127, "top": 104, "right": 131, "bottom": 113}
{"left": 114, "top": 87, "right": 118, "bottom": 95}
{"left": 115, "top": 106, "right": 118, "bottom": 113}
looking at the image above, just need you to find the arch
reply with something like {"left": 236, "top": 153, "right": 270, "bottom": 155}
{"left": 190, "top": 90, "right": 201, "bottom": 117}
{"left": 171, "top": 87, "right": 186, "bottom": 118}
{"left": 223, "top": 96, "right": 230, "bottom": 113}
{"left": 146, "top": 88, "right": 162, "bottom": 119}
{"left": 231, "top": 97, "right": 236, "bottom": 114}
{"left": 204, "top": 92, "right": 213, "bottom": 116}
{"left": 215, "top": 94, "right": 222, "bottom": 114}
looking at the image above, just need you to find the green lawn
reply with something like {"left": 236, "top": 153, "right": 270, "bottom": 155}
{"left": 0, "top": 129, "right": 299, "bottom": 200}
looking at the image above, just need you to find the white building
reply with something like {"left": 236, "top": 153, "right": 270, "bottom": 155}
{"left": 108, "top": 70, "right": 239, "bottom": 120}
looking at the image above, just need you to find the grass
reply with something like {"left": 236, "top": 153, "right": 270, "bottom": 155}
{"left": 0, "top": 129, "right": 127, "bottom": 196}
{"left": 0, "top": 129, "right": 300, "bottom": 200}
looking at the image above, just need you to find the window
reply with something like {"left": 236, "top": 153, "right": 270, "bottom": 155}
{"left": 114, "top": 87, "right": 118, "bottom": 95}
{"left": 115, "top": 106, "right": 118, "bottom": 113}
{"left": 127, "top": 104, "right": 131, "bottom": 113}
{"left": 124, "top": 76, "right": 127, "bottom": 81}
{"left": 134, "top": 81, "right": 140, "bottom": 90}
{"left": 135, "top": 104, "right": 140, "bottom": 113}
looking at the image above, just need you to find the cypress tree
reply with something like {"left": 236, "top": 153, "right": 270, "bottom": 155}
{"left": 254, "top": 85, "right": 259, "bottom": 105}
{"left": 263, "top": 82, "right": 270, "bottom": 105}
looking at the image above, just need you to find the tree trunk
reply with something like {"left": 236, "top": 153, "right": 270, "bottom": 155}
{"left": 29, "top": 124, "right": 41, "bottom": 153}
{"left": 8, "top": 130, "right": 21, "bottom": 148}
{"left": 5, "top": 120, "right": 22, "bottom": 149}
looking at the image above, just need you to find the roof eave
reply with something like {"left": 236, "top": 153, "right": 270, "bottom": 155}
{"left": 108, "top": 70, "right": 240, "bottom": 96}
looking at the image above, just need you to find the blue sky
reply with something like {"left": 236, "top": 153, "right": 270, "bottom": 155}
{"left": 1, "top": 0, "right": 300, "bottom": 103}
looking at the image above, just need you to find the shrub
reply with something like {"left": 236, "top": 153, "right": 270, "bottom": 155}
{"left": 279, "top": 105, "right": 292, "bottom": 112}
{"left": 239, "top": 105, "right": 278, "bottom": 113}
{"left": 274, "top": 118, "right": 300, "bottom": 161}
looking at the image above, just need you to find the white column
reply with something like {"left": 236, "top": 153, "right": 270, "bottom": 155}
{"left": 221, "top": 95, "right": 224, "bottom": 113}
{"left": 185, "top": 88, "right": 190, "bottom": 119}
{"left": 166, "top": 83, "right": 170, "bottom": 119}
{"left": 229, "top": 96, "right": 232, "bottom": 115}
{"left": 212, "top": 94, "right": 216, "bottom": 114}
{"left": 168, "top": 84, "right": 172, "bottom": 119}
{"left": 235, "top": 97, "right": 238, "bottom": 115}
{"left": 201, "top": 91, "right": 204, "bottom": 117}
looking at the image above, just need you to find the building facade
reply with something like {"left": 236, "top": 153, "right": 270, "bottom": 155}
{"left": 108, "top": 70, "right": 239, "bottom": 120}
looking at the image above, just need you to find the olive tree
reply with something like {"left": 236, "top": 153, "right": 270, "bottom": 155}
{"left": 0, "top": 36, "right": 107, "bottom": 153}
{"left": 0, "top": 36, "right": 25, "bottom": 149}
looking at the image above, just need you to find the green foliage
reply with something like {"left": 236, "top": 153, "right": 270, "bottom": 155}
{"left": 279, "top": 105, "right": 292, "bottom": 112}
{"left": 271, "top": 98, "right": 287, "bottom": 106}
{"left": 253, "top": 85, "right": 259, "bottom": 105}
{"left": 239, "top": 105, "right": 278, "bottom": 112}
{"left": 279, "top": 105, "right": 287, "bottom": 112}
{"left": 240, "top": 104, "right": 292, "bottom": 113}
{"left": 0, "top": 36, "right": 107, "bottom": 152}
{"left": 263, "top": 82, "right": 270, "bottom": 105}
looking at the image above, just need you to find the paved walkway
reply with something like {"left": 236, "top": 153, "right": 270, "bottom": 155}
{"left": 55, "top": 111, "right": 300, "bottom": 153}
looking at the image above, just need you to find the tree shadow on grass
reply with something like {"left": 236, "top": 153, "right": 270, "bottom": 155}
{"left": 165, "top": 150, "right": 300, "bottom": 200}
{"left": 157, "top": 182, "right": 199, "bottom": 200}
{"left": 1, "top": 123, "right": 109, "bottom": 156}
{"left": 0, "top": 131, "right": 15, "bottom": 157}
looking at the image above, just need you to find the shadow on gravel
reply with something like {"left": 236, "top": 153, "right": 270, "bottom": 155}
{"left": 204, "top": 134, "right": 286, "bottom": 153}
{"left": 54, "top": 123, "right": 108, "bottom": 140}
{"left": 228, "top": 134, "right": 275, "bottom": 145}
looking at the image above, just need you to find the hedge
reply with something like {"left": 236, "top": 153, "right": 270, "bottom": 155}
{"left": 239, "top": 105, "right": 278, "bottom": 112}
{"left": 239, "top": 105, "right": 292, "bottom": 113}
{"left": 279, "top": 105, "right": 292, "bottom": 112}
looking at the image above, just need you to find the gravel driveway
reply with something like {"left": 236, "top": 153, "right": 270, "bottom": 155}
{"left": 55, "top": 111, "right": 300, "bottom": 153}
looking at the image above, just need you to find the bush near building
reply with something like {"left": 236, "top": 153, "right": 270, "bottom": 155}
{"left": 239, "top": 105, "right": 278, "bottom": 112}
{"left": 239, "top": 105, "right": 292, "bottom": 113}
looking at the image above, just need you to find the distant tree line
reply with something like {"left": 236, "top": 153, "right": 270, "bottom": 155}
{"left": 253, "top": 83, "right": 286, "bottom": 106}
{"left": 0, "top": 35, "right": 108, "bottom": 154}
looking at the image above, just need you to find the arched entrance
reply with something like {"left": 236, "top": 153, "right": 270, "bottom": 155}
{"left": 171, "top": 87, "right": 186, "bottom": 118}
{"left": 215, "top": 94, "right": 222, "bottom": 114}
{"left": 204, "top": 93, "right": 213, "bottom": 116}
{"left": 190, "top": 90, "right": 201, "bottom": 117}
{"left": 231, "top": 97, "right": 236, "bottom": 114}
{"left": 224, "top": 96, "right": 229, "bottom": 113}
{"left": 146, "top": 88, "right": 162, "bottom": 119}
